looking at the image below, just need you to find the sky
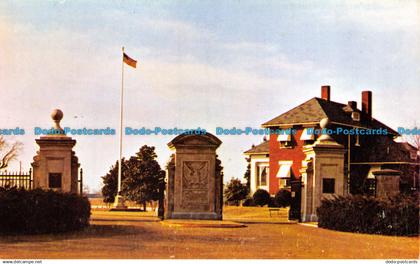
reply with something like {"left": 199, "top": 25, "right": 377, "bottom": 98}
{"left": 0, "top": 0, "right": 419, "bottom": 193}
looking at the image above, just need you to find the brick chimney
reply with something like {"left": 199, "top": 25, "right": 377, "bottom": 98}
{"left": 361, "top": 91, "right": 372, "bottom": 119}
{"left": 347, "top": 101, "right": 357, "bottom": 110}
{"left": 321, "top": 85, "right": 330, "bottom": 101}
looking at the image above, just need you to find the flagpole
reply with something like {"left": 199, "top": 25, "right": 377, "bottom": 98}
{"left": 115, "top": 46, "right": 126, "bottom": 209}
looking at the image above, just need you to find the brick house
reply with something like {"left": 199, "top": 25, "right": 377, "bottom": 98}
{"left": 245, "top": 86, "right": 419, "bottom": 196}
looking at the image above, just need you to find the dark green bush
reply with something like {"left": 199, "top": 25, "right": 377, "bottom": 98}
{"left": 252, "top": 189, "right": 271, "bottom": 207}
{"left": 0, "top": 187, "right": 91, "bottom": 234}
{"left": 242, "top": 197, "right": 255, "bottom": 207}
{"left": 317, "top": 194, "right": 419, "bottom": 236}
{"left": 268, "top": 197, "right": 277, "bottom": 208}
{"left": 274, "top": 189, "right": 291, "bottom": 208}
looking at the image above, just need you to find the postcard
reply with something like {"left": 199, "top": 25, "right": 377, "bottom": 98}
{"left": 0, "top": 1, "right": 418, "bottom": 263}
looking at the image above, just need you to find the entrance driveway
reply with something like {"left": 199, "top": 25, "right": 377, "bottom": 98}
{"left": 0, "top": 211, "right": 417, "bottom": 259}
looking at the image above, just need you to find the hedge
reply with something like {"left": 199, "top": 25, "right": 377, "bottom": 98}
{"left": 0, "top": 187, "right": 91, "bottom": 234}
{"left": 317, "top": 194, "right": 419, "bottom": 236}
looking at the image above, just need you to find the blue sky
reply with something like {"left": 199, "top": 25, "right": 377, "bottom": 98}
{"left": 0, "top": 0, "right": 419, "bottom": 192}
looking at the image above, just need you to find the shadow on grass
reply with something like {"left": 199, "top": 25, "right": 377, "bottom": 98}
{"left": 91, "top": 218, "right": 159, "bottom": 223}
{"left": 0, "top": 224, "right": 151, "bottom": 244}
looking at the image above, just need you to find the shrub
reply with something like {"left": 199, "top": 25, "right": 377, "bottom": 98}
{"left": 268, "top": 197, "right": 277, "bottom": 208}
{"left": 242, "top": 197, "right": 255, "bottom": 207}
{"left": 252, "top": 189, "right": 271, "bottom": 207}
{"left": 274, "top": 189, "right": 291, "bottom": 208}
{"left": 317, "top": 194, "right": 419, "bottom": 236}
{"left": 0, "top": 187, "right": 91, "bottom": 234}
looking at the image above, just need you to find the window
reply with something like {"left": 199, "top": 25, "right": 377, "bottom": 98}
{"left": 278, "top": 178, "right": 290, "bottom": 189}
{"left": 49, "top": 173, "right": 62, "bottom": 189}
{"left": 280, "top": 141, "right": 293, "bottom": 148}
{"left": 303, "top": 140, "right": 315, "bottom": 146}
{"left": 277, "top": 164, "right": 291, "bottom": 178}
{"left": 300, "top": 128, "right": 315, "bottom": 141}
{"left": 322, "top": 178, "right": 335, "bottom": 194}
{"left": 260, "top": 167, "right": 267, "bottom": 186}
{"left": 300, "top": 128, "right": 315, "bottom": 145}
{"left": 256, "top": 165, "right": 269, "bottom": 187}
{"left": 277, "top": 130, "right": 293, "bottom": 148}
{"left": 277, "top": 162, "right": 292, "bottom": 189}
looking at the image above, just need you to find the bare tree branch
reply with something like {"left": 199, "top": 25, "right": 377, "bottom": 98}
{"left": 402, "top": 122, "right": 420, "bottom": 152}
{"left": 0, "top": 136, "right": 22, "bottom": 169}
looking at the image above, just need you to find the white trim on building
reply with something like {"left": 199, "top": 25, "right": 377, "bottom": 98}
{"left": 249, "top": 155, "right": 269, "bottom": 194}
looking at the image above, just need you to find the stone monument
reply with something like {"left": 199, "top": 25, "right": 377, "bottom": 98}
{"left": 372, "top": 169, "right": 401, "bottom": 198}
{"left": 32, "top": 109, "right": 80, "bottom": 193}
{"left": 165, "top": 132, "right": 223, "bottom": 220}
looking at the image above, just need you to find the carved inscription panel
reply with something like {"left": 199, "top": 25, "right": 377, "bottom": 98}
{"left": 181, "top": 161, "right": 209, "bottom": 211}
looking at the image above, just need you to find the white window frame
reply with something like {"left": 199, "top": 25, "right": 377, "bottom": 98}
{"left": 257, "top": 163, "right": 269, "bottom": 187}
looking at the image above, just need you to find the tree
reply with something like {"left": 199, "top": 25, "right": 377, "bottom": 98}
{"left": 101, "top": 145, "right": 165, "bottom": 210}
{"left": 404, "top": 124, "right": 420, "bottom": 162}
{"left": 101, "top": 159, "right": 122, "bottom": 203}
{"left": 243, "top": 158, "right": 251, "bottom": 194}
{"left": 404, "top": 132, "right": 420, "bottom": 191}
{"left": 405, "top": 134, "right": 420, "bottom": 151}
{"left": 224, "top": 178, "right": 248, "bottom": 206}
{"left": 403, "top": 122, "right": 420, "bottom": 152}
{"left": 124, "top": 146, "right": 165, "bottom": 211}
{"left": 216, "top": 154, "right": 224, "bottom": 181}
{"left": 0, "top": 137, "right": 21, "bottom": 170}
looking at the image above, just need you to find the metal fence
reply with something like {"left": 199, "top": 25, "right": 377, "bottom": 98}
{"left": 0, "top": 168, "right": 84, "bottom": 195}
{"left": 0, "top": 169, "right": 32, "bottom": 189}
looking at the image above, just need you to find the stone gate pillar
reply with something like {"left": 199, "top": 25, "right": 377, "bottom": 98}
{"left": 165, "top": 132, "right": 222, "bottom": 220}
{"left": 32, "top": 109, "right": 80, "bottom": 194}
{"left": 300, "top": 118, "right": 346, "bottom": 222}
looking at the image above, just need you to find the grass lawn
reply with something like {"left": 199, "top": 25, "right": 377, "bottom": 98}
{"left": 223, "top": 205, "right": 289, "bottom": 222}
{"left": 0, "top": 207, "right": 418, "bottom": 259}
{"left": 91, "top": 205, "right": 289, "bottom": 221}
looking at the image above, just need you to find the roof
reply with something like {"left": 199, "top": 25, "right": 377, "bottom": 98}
{"left": 262, "top": 97, "right": 398, "bottom": 135}
{"left": 387, "top": 142, "right": 419, "bottom": 162}
{"left": 167, "top": 132, "right": 222, "bottom": 149}
{"left": 244, "top": 140, "right": 269, "bottom": 155}
{"left": 398, "top": 142, "right": 418, "bottom": 152}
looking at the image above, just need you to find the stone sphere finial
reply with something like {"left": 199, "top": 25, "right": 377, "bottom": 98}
{"left": 51, "top": 109, "right": 64, "bottom": 132}
{"left": 318, "top": 117, "right": 332, "bottom": 141}
{"left": 51, "top": 109, "right": 63, "bottom": 122}
{"left": 320, "top": 118, "right": 330, "bottom": 129}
